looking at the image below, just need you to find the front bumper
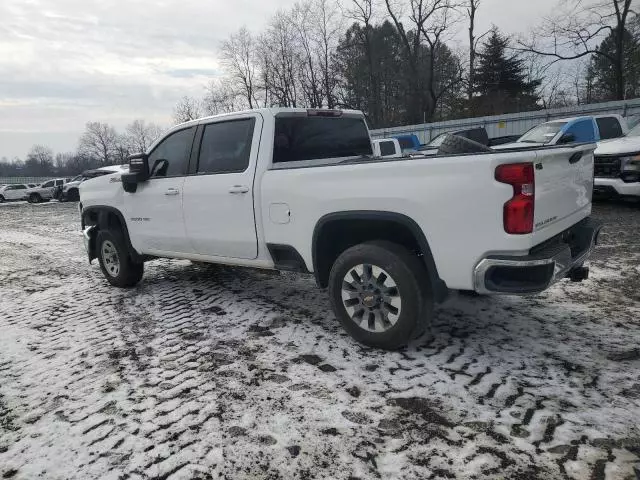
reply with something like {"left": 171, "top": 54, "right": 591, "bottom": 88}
{"left": 594, "top": 177, "right": 640, "bottom": 197}
{"left": 473, "top": 217, "right": 602, "bottom": 295}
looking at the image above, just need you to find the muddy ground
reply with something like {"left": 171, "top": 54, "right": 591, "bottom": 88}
{"left": 0, "top": 200, "right": 639, "bottom": 480}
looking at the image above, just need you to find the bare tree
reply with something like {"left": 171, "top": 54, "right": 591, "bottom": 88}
{"left": 203, "top": 78, "right": 245, "bottom": 115}
{"left": 125, "top": 120, "right": 164, "bottom": 153}
{"left": 26, "top": 145, "right": 54, "bottom": 174}
{"left": 173, "top": 96, "right": 202, "bottom": 124}
{"left": 310, "top": 0, "right": 343, "bottom": 108}
{"left": 221, "top": 27, "right": 259, "bottom": 109}
{"left": 259, "top": 11, "right": 302, "bottom": 107}
{"left": 384, "top": 0, "right": 462, "bottom": 122}
{"left": 346, "top": 0, "right": 379, "bottom": 122}
{"left": 78, "top": 122, "right": 119, "bottom": 166}
{"left": 465, "top": 0, "right": 489, "bottom": 104}
{"left": 517, "top": 0, "right": 635, "bottom": 100}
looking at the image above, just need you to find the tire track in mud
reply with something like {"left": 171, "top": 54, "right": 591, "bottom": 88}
{"left": 1, "top": 201, "right": 640, "bottom": 479}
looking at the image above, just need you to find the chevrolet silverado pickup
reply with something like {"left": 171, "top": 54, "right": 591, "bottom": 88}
{"left": 79, "top": 108, "right": 602, "bottom": 349}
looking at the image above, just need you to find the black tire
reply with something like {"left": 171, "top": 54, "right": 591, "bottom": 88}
{"left": 29, "top": 193, "right": 41, "bottom": 204}
{"left": 96, "top": 229, "right": 144, "bottom": 288}
{"left": 0, "top": 195, "right": 4, "bottom": 203}
{"left": 67, "top": 189, "right": 80, "bottom": 202}
{"left": 437, "top": 134, "right": 493, "bottom": 156}
{"left": 328, "top": 241, "right": 433, "bottom": 350}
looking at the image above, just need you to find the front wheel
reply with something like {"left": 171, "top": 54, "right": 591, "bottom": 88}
{"left": 0, "top": 195, "right": 4, "bottom": 203}
{"left": 96, "top": 230, "right": 144, "bottom": 288}
{"left": 328, "top": 241, "right": 433, "bottom": 350}
{"left": 29, "top": 193, "right": 41, "bottom": 204}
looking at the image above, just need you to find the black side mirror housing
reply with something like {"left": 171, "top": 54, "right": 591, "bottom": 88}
{"left": 122, "top": 153, "right": 150, "bottom": 193}
{"left": 558, "top": 133, "right": 576, "bottom": 145}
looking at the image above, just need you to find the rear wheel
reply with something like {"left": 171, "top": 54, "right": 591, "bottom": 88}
{"left": 96, "top": 230, "right": 144, "bottom": 288}
{"left": 328, "top": 241, "right": 433, "bottom": 350}
{"left": 0, "top": 195, "right": 4, "bottom": 203}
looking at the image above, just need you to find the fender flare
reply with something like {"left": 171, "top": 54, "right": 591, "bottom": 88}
{"left": 82, "top": 205, "right": 143, "bottom": 263}
{"left": 312, "top": 210, "right": 448, "bottom": 303}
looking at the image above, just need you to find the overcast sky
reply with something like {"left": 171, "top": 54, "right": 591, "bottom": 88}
{"left": 0, "top": 0, "right": 559, "bottom": 159}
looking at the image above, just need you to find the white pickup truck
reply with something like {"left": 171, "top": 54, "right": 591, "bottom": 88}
{"left": 80, "top": 108, "right": 602, "bottom": 349}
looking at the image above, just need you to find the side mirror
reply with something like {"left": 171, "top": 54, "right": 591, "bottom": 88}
{"left": 558, "top": 133, "right": 576, "bottom": 145}
{"left": 122, "top": 153, "right": 149, "bottom": 193}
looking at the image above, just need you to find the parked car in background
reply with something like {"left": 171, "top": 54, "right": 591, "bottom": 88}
{"left": 393, "top": 134, "right": 421, "bottom": 153}
{"left": 58, "top": 165, "right": 129, "bottom": 202}
{"left": 372, "top": 138, "right": 403, "bottom": 158}
{"left": 0, "top": 184, "right": 29, "bottom": 202}
{"left": 494, "top": 115, "right": 627, "bottom": 150}
{"left": 81, "top": 107, "right": 600, "bottom": 349}
{"left": 25, "top": 178, "right": 66, "bottom": 203}
{"left": 593, "top": 121, "right": 640, "bottom": 199}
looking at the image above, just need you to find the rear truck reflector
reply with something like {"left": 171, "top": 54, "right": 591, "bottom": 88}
{"left": 495, "top": 163, "right": 535, "bottom": 235}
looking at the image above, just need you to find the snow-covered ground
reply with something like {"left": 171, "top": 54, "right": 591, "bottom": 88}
{"left": 0, "top": 201, "right": 639, "bottom": 480}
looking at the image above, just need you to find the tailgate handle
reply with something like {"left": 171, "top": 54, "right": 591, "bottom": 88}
{"left": 569, "top": 152, "right": 584, "bottom": 164}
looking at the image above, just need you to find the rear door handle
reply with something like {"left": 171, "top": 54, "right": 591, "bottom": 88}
{"left": 229, "top": 185, "right": 249, "bottom": 194}
{"left": 165, "top": 188, "right": 180, "bottom": 196}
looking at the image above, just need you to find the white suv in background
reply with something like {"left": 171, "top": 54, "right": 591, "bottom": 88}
{"left": 0, "top": 184, "right": 29, "bottom": 202}
{"left": 594, "top": 121, "right": 640, "bottom": 199}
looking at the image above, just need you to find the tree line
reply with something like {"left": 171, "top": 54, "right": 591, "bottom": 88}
{"left": 0, "top": 120, "right": 163, "bottom": 178}
{"left": 1, "top": 0, "right": 638, "bottom": 178}
{"left": 175, "top": 0, "right": 639, "bottom": 127}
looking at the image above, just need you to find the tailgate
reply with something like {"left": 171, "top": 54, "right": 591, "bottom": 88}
{"left": 533, "top": 144, "right": 595, "bottom": 233}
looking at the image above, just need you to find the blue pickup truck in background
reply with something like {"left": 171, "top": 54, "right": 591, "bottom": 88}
{"left": 493, "top": 115, "right": 627, "bottom": 150}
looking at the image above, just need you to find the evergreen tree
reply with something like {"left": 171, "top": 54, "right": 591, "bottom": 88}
{"left": 472, "top": 28, "right": 540, "bottom": 115}
{"left": 587, "top": 21, "right": 640, "bottom": 101}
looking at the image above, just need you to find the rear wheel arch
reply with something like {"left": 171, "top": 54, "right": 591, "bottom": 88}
{"left": 312, "top": 211, "right": 447, "bottom": 302}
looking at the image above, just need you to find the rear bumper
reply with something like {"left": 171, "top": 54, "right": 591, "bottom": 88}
{"left": 473, "top": 217, "right": 602, "bottom": 295}
{"left": 594, "top": 178, "right": 640, "bottom": 197}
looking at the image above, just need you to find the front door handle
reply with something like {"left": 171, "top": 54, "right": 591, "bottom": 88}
{"left": 165, "top": 188, "right": 180, "bottom": 196}
{"left": 229, "top": 185, "right": 249, "bottom": 194}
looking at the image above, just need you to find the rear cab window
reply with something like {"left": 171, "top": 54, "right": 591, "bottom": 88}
{"left": 273, "top": 112, "right": 372, "bottom": 166}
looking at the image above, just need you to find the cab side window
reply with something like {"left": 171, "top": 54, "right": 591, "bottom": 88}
{"left": 197, "top": 119, "right": 256, "bottom": 174}
{"left": 596, "top": 117, "right": 624, "bottom": 140}
{"left": 42, "top": 181, "right": 54, "bottom": 188}
{"left": 148, "top": 127, "right": 196, "bottom": 178}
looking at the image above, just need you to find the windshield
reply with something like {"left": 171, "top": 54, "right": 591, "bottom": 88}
{"left": 519, "top": 122, "right": 567, "bottom": 144}
{"left": 627, "top": 123, "right": 640, "bottom": 137}
{"left": 70, "top": 175, "right": 83, "bottom": 182}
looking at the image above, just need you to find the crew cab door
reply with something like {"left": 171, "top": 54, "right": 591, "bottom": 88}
{"left": 124, "top": 126, "right": 196, "bottom": 254}
{"left": 182, "top": 114, "right": 262, "bottom": 259}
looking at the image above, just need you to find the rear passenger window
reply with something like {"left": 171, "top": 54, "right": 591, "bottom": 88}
{"left": 273, "top": 116, "right": 372, "bottom": 164}
{"left": 379, "top": 141, "right": 396, "bottom": 156}
{"left": 596, "top": 117, "right": 624, "bottom": 140}
{"left": 197, "top": 119, "right": 256, "bottom": 174}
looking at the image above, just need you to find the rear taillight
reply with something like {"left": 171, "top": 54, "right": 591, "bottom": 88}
{"left": 495, "top": 163, "right": 535, "bottom": 234}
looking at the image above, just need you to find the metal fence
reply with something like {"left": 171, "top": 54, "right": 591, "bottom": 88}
{"left": 0, "top": 177, "right": 56, "bottom": 185}
{"left": 370, "top": 98, "right": 640, "bottom": 143}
